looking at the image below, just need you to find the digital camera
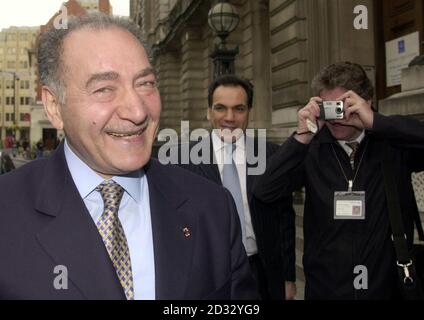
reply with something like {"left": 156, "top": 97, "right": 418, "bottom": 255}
{"left": 318, "top": 101, "right": 344, "bottom": 120}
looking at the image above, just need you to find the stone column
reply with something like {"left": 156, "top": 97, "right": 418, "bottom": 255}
{"left": 268, "top": 0, "right": 309, "bottom": 141}
{"left": 249, "top": 0, "right": 272, "bottom": 130}
{"left": 156, "top": 52, "right": 182, "bottom": 133}
{"left": 181, "top": 28, "right": 207, "bottom": 130}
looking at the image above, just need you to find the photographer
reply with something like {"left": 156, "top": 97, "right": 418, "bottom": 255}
{"left": 253, "top": 61, "right": 424, "bottom": 299}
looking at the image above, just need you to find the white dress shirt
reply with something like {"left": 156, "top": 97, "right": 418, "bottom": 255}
{"left": 64, "top": 140, "right": 155, "bottom": 300}
{"left": 212, "top": 132, "right": 258, "bottom": 256}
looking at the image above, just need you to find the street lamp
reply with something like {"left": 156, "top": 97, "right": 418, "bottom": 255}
{"left": 0, "top": 71, "right": 19, "bottom": 142}
{"left": 208, "top": 1, "right": 240, "bottom": 79}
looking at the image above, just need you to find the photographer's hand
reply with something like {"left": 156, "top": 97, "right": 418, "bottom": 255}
{"left": 338, "top": 90, "right": 374, "bottom": 129}
{"left": 294, "top": 97, "right": 324, "bottom": 144}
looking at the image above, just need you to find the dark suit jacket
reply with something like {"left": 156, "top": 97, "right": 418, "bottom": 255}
{"left": 0, "top": 143, "right": 257, "bottom": 300}
{"left": 176, "top": 137, "right": 296, "bottom": 300}
{"left": 253, "top": 113, "right": 424, "bottom": 299}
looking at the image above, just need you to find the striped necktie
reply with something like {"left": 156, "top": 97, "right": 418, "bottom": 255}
{"left": 346, "top": 141, "right": 359, "bottom": 170}
{"left": 96, "top": 180, "right": 134, "bottom": 300}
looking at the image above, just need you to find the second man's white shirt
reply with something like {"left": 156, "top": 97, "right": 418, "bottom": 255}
{"left": 212, "top": 132, "right": 258, "bottom": 257}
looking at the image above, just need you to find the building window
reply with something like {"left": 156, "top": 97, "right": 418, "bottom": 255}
{"left": 19, "top": 33, "right": 28, "bottom": 41}
{"left": 7, "top": 61, "right": 15, "bottom": 69}
{"left": 19, "top": 61, "right": 28, "bottom": 69}
{"left": 20, "top": 80, "right": 30, "bottom": 89}
{"left": 7, "top": 47, "right": 16, "bottom": 54}
{"left": 6, "top": 80, "right": 14, "bottom": 89}
{"left": 5, "top": 80, "right": 14, "bottom": 89}
{"left": 6, "top": 113, "right": 15, "bottom": 122}
{"left": 19, "top": 97, "right": 31, "bottom": 105}
{"left": 7, "top": 34, "right": 16, "bottom": 41}
{"left": 6, "top": 97, "right": 15, "bottom": 105}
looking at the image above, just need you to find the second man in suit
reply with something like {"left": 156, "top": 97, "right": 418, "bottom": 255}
{"left": 178, "top": 75, "right": 297, "bottom": 300}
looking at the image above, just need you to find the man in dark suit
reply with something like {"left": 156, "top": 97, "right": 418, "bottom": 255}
{"left": 253, "top": 62, "right": 424, "bottom": 299}
{"left": 0, "top": 14, "right": 256, "bottom": 300}
{"left": 177, "top": 75, "right": 296, "bottom": 300}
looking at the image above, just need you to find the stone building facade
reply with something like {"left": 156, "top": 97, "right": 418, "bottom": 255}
{"left": 131, "top": 0, "right": 378, "bottom": 140}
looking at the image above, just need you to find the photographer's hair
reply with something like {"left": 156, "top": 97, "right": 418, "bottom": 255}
{"left": 208, "top": 74, "right": 254, "bottom": 109}
{"left": 311, "top": 61, "right": 374, "bottom": 101}
{"left": 38, "top": 13, "right": 151, "bottom": 105}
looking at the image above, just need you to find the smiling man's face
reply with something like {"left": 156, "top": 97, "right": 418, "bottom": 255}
{"left": 208, "top": 85, "right": 250, "bottom": 142}
{"left": 43, "top": 26, "right": 161, "bottom": 178}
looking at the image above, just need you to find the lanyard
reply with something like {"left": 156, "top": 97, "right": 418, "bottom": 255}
{"left": 331, "top": 140, "right": 369, "bottom": 192}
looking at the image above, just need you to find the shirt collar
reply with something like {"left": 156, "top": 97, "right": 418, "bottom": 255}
{"left": 338, "top": 130, "right": 366, "bottom": 148}
{"left": 64, "top": 139, "right": 142, "bottom": 202}
{"left": 211, "top": 130, "right": 245, "bottom": 152}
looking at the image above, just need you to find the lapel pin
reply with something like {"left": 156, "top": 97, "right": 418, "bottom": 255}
{"left": 182, "top": 227, "right": 191, "bottom": 238}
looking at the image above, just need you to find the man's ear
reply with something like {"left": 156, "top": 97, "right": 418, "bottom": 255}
{"left": 42, "top": 86, "right": 64, "bottom": 130}
{"left": 206, "top": 108, "right": 211, "bottom": 121}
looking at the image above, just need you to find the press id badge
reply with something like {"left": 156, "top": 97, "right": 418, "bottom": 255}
{"left": 334, "top": 191, "right": 366, "bottom": 220}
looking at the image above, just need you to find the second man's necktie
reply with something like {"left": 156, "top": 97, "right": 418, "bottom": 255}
{"left": 222, "top": 143, "right": 246, "bottom": 246}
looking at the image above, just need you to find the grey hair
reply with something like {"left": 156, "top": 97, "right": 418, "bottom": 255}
{"left": 37, "top": 13, "right": 151, "bottom": 104}
{"left": 311, "top": 61, "right": 374, "bottom": 101}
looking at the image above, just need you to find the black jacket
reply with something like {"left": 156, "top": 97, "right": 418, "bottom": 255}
{"left": 253, "top": 113, "right": 424, "bottom": 299}
{"left": 174, "top": 136, "right": 296, "bottom": 300}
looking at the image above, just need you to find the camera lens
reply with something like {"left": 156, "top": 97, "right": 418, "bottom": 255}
{"left": 336, "top": 107, "right": 343, "bottom": 114}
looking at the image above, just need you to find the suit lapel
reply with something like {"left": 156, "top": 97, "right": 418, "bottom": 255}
{"left": 197, "top": 135, "right": 221, "bottom": 185}
{"left": 245, "top": 136, "right": 259, "bottom": 203}
{"left": 35, "top": 144, "right": 125, "bottom": 300}
{"left": 145, "top": 159, "right": 196, "bottom": 300}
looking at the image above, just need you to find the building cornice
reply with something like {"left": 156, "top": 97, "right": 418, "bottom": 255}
{"left": 151, "top": 0, "right": 204, "bottom": 60}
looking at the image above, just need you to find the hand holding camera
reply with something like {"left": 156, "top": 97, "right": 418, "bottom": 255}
{"left": 337, "top": 90, "right": 374, "bottom": 130}
{"left": 295, "top": 90, "right": 374, "bottom": 144}
{"left": 294, "top": 97, "right": 324, "bottom": 144}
